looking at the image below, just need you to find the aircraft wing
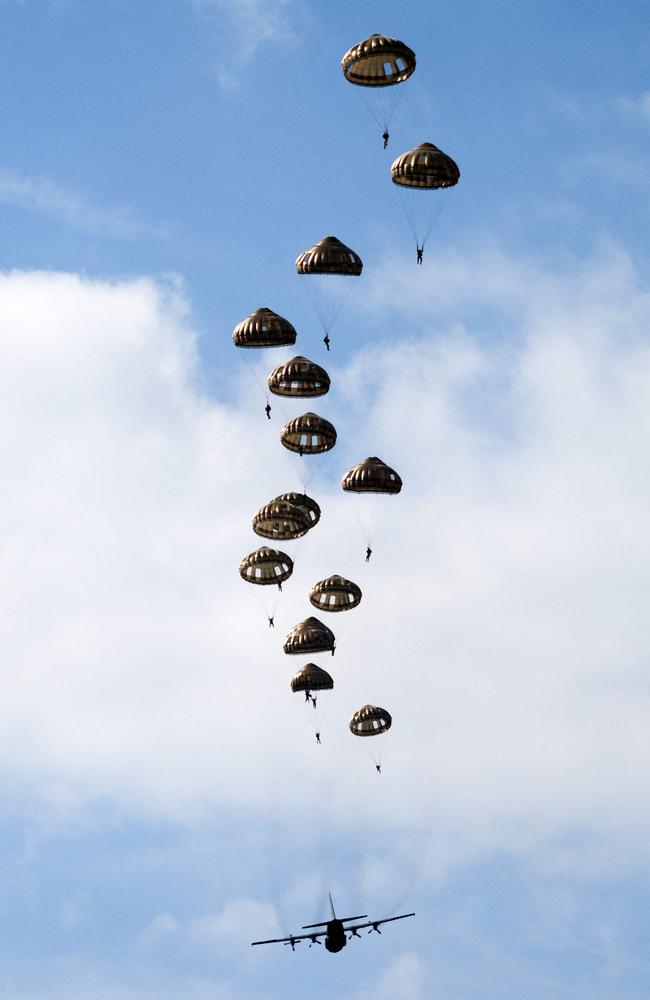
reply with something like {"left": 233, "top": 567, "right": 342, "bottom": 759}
{"left": 345, "top": 912, "right": 415, "bottom": 935}
{"left": 251, "top": 929, "right": 327, "bottom": 948}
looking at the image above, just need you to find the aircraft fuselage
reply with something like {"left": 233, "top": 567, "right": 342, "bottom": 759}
{"left": 324, "top": 919, "right": 346, "bottom": 953}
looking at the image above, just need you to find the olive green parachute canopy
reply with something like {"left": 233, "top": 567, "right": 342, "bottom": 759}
{"left": 309, "top": 575, "right": 362, "bottom": 613}
{"left": 283, "top": 617, "right": 335, "bottom": 655}
{"left": 252, "top": 499, "right": 311, "bottom": 540}
{"left": 268, "top": 356, "right": 331, "bottom": 398}
{"left": 341, "top": 34, "right": 416, "bottom": 87}
{"left": 273, "top": 492, "right": 321, "bottom": 530}
{"left": 295, "top": 236, "right": 363, "bottom": 276}
{"left": 390, "top": 142, "right": 460, "bottom": 189}
{"left": 280, "top": 412, "right": 337, "bottom": 455}
{"left": 239, "top": 546, "right": 293, "bottom": 586}
{"left": 232, "top": 307, "right": 297, "bottom": 348}
{"left": 349, "top": 704, "right": 392, "bottom": 736}
{"left": 341, "top": 457, "right": 402, "bottom": 494}
{"left": 290, "top": 663, "right": 334, "bottom": 694}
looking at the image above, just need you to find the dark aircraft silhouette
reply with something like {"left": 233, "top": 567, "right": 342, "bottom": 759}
{"left": 251, "top": 893, "right": 414, "bottom": 953}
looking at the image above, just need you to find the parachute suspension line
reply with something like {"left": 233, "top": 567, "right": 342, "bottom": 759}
{"left": 358, "top": 84, "right": 405, "bottom": 135}
{"left": 301, "top": 276, "right": 357, "bottom": 340}
{"left": 397, "top": 186, "right": 452, "bottom": 252}
{"left": 237, "top": 350, "right": 273, "bottom": 415}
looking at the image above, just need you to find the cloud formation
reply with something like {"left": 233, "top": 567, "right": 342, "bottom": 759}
{"left": 1, "top": 249, "right": 649, "bottom": 883}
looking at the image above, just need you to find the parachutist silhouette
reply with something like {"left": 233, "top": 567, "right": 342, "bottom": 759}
{"left": 382, "top": 131, "right": 389, "bottom": 148}
{"left": 366, "top": 546, "right": 372, "bottom": 562}
{"left": 268, "top": 616, "right": 274, "bottom": 628}
{"left": 304, "top": 691, "right": 311, "bottom": 703}
{"left": 265, "top": 402, "right": 271, "bottom": 419}
{"left": 323, "top": 334, "right": 330, "bottom": 351}
{"left": 315, "top": 731, "right": 321, "bottom": 744}
{"left": 376, "top": 764, "right": 382, "bottom": 774}
{"left": 416, "top": 246, "right": 423, "bottom": 265}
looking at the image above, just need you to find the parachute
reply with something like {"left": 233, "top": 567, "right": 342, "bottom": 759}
{"left": 267, "top": 356, "right": 331, "bottom": 398}
{"left": 239, "top": 546, "right": 293, "bottom": 587}
{"left": 349, "top": 704, "right": 392, "bottom": 736}
{"left": 341, "top": 34, "right": 416, "bottom": 144}
{"left": 284, "top": 617, "right": 336, "bottom": 656}
{"left": 280, "top": 412, "right": 337, "bottom": 455}
{"left": 290, "top": 663, "right": 334, "bottom": 696}
{"left": 390, "top": 142, "right": 460, "bottom": 257}
{"left": 309, "top": 575, "right": 362, "bottom": 613}
{"left": 253, "top": 498, "right": 311, "bottom": 540}
{"left": 273, "top": 492, "right": 321, "bottom": 531}
{"left": 232, "top": 307, "right": 297, "bottom": 348}
{"left": 295, "top": 236, "right": 362, "bottom": 348}
{"left": 342, "top": 456, "right": 402, "bottom": 494}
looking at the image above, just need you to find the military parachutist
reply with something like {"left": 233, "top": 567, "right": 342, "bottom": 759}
{"left": 376, "top": 763, "right": 382, "bottom": 774}
{"left": 268, "top": 615, "right": 275, "bottom": 628}
{"left": 323, "top": 334, "right": 330, "bottom": 351}
{"left": 382, "top": 130, "right": 389, "bottom": 149}
{"left": 265, "top": 402, "right": 271, "bottom": 419}
{"left": 416, "top": 245, "right": 423, "bottom": 265}
{"left": 365, "top": 546, "right": 372, "bottom": 562}
{"left": 315, "top": 731, "right": 321, "bottom": 744}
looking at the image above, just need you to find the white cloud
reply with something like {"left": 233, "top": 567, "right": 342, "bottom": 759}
{"left": 0, "top": 167, "right": 165, "bottom": 240}
{"left": 617, "top": 91, "right": 650, "bottom": 121}
{"left": 192, "top": 0, "right": 298, "bottom": 89}
{"left": 0, "top": 251, "right": 649, "bottom": 881}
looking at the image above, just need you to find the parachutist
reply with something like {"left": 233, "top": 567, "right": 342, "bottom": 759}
{"left": 268, "top": 616, "right": 275, "bottom": 628}
{"left": 416, "top": 246, "right": 423, "bottom": 265}
{"left": 376, "top": 764, "right": 382, "bottom": 774}
{"left": 366, "top": 546, "right": 372, "bottom": 562}
{"left": 382, "top": 131, "right": 389, "bottom": 149}
{"left": 315, "top": 731, "right": 321, "bottom": 744}
{"left": 323, "top": 334, "right": 330, "bottom": 351}
{"left": 304, "top": 691, "right": 311, "bottom": 703}
{"left": 265, "top": 402, "right": 272, "bottom": 419}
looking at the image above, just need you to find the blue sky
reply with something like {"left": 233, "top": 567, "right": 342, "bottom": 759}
{"left": 1, "top": 2, "right": 649, "bottom": 998}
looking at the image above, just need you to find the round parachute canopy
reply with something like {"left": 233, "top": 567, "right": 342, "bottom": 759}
{"left": 239, "top": 546, "right": 293, "bottom": 586}
{"left": 349, "top": 704, "right": 392, "bottom": 737}
{"left": 295, "top": 236, "right": 362, "bottom": 276}
{"left": 390, "top": 142, "right": 460, "bottom": 189}
{"left": 253, "top": 499, "right": 311, "bottom": 540}
{"left": 280, "top": 412, "right": 337, "bottom": 455}
{"left": 268, "top": 356, "right": 331, "bottom": 398}
{"left": 342, "top": 457, "right": 402, "bottom": 494}
{"left": 283, "top": 617, "right": 335, "bottom": 655}
{"left": 232, "top": 307, "right": 297, "bottom": 348}
{"left": 290, "top": 663, "right": 334, "bottom": 694}
{"left": 273, "top": 492, "right": 321, "bottom": 530}
{"left": 309, "top": 575, "right": 362, "bottom": 613}
{"left": 341, "top": 34, "right": 416, "bottom": 87}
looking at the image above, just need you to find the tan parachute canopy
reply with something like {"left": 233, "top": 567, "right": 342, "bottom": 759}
{"left": 268, "top": 356, "right": 330, "bottom": 398}
{"left": 341, "top": 456, "right": 402, "bottom": 494}
{"left": 283, "top": 617, "right": 335, "bottom": 655}
{"left": 295, "top": 236, "right": 363, "bottom": 276}
{"left": 341, "top": 34, "right": 416, "bottom": 87}
{"left": 273, "top": 492, "right": 321, "bottom": 530}
{"left": 232, "top": 307, "right": 297, "bottom": 348}
{"left": 349, "top": 704, "right": 392, "bottom": 736}
{"left": 239, "top": 547, "right": 293, "bottom": 586}
{"left": 309, "top": 575, "right": 362, "bottom": 613}
{"left": 290, "top": 663, "right": 334, "bottom": 694}
{"left": 280, "top": 412, "right": 337, "bottom": 455}
{"left": 253, "top": 499, "right": 311, "bottom": 540}
{"left": 390, "top": 142, "right": 460, "bottom": 189}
